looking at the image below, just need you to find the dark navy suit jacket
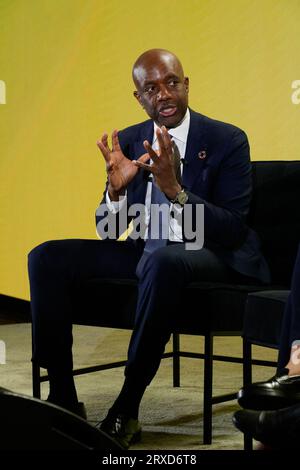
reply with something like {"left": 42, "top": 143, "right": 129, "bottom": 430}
{"left": 96, "top": 109, "right": 270, "bottom": 284}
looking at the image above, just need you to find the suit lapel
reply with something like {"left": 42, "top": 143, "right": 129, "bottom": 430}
{"left": 182, "top": 110, "right": 208, "bottom": 190}
{"left": 133, "top": 120, "right": 154, "bottom": 161}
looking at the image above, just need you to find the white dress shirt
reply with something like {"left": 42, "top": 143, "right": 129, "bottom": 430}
{"left": 106, "top": 108, "right": 190, "bottom": 242}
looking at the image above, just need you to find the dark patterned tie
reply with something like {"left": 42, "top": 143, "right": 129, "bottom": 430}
{"left": 135, "top": 138, "right": 182, "bottom": 277}
{"left": 172, "top": 139, "right": 182, "bottom": 185}
{"left": 135, "top": 179, "right": 170, "bottom": 277}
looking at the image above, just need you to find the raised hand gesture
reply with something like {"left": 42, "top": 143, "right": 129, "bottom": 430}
{"left": 97, "top": 130, "right": 149, "bottom": 200}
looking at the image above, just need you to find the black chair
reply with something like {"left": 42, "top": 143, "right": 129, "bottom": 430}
{"left": 243, "top": 290, "right": 290, "bottom": 379}
{"left": 242, "top": 159, "right": 300, "bottom": 400}
{"left": 241, "top": 290, "right": 290, "bottom": 450}
{"left": 32, "top": 160, "right": 300, "bottom": 446}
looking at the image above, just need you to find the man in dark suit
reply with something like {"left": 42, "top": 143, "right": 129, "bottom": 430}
{"left": 28, "top": 49, "right": 270, "bottom": 449}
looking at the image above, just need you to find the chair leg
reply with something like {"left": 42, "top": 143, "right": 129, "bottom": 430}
{"left": 31, "top": 320, "right": 41, "bottom": 399}
{"left": 243, "top": 337, "right": 252, "bottom": 388}
{"left": 172, "top": 333, "right": 180, "bottom": 387}
{"left": 32, "top": 361, "right": 41, "bottom": 398}
{"left": 243, "top": 433, "right": 253, "bottom": 450}
{"left": 203, "top": 333, "right": 213, "bottom": 445}
{"left": 242, "top": 337, "right": 253, "bottom": 450}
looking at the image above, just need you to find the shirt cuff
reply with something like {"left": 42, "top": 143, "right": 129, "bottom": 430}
{"left": 105, "top": 190, "right": 127, "bottom": 214}
{"left": 170, "top": 202, "right": 183, "bottom": 214}
{"left": 169, "top": 202, "right": 183, "bottom": 242}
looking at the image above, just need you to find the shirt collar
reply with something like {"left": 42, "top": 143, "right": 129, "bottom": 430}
{"left": 153, "top": 108, "right": 190, "bottom": 144}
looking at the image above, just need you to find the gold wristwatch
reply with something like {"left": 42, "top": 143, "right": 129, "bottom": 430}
{"left": 170, "top": 189, "right": 189, "bottom": 206}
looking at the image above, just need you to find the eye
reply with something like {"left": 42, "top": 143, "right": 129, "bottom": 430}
{"left": 144, "top": 85, "right": 156, "bottom": 94}
{"left": 168, "top": 79, "right": 179, "bottom": 87}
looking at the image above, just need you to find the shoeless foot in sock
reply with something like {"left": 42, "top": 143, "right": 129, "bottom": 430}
{"left": 238, "top": 342, "right": 300, "bottom": 410}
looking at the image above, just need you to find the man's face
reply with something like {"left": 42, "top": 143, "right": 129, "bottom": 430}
{"left": 133, "top": 54, "right": 189, "bottom": 128}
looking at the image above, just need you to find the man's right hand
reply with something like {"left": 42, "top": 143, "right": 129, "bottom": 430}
{"left": 97, "top": 130, "right": 150, "bottom": 201}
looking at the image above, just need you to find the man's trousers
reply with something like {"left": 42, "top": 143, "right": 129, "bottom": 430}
{"left": 28, "top": 239, "right": 246, "bottom": 386}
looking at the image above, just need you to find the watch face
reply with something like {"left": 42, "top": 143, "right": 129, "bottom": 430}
{"left": 177, "top": 191, "right": 188, "bottom": 205}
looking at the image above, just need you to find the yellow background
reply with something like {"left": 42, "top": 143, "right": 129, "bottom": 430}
{"left": 1, "top": 0, "right": 299, "bottom": 300}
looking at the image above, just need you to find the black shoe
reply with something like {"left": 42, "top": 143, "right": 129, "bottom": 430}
{"left": 233, "top": 405, "right": 300, "bottom": 449}
{"left": 98, "top": 413, "right": 142, "bottom": 449}
{"left": 237, "top": 369, "right": 300, "bottom": 410}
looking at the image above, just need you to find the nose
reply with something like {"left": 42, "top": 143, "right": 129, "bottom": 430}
{"left": 157, "top": 84, "right": 172, "bottom": 101}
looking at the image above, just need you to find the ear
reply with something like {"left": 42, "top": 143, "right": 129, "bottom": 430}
{"left": 184, "top": 77, "right": 189, "bottom": 93}
{"left": 133, "top": 91, "right": 144, "bottom": 108}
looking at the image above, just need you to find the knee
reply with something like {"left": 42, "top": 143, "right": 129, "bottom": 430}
{"left": 144, "top": 248, "right": 179, "bottom": 279}
{"left": 28, "top": 240, "right": 60, "bottom": 276}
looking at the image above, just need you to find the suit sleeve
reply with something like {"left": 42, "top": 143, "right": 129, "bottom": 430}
{"left": 184, "top": 129, "right": 252, "bottom": 249}
{"left": 95, "top": 131, "right": 132, "bottom": 240}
